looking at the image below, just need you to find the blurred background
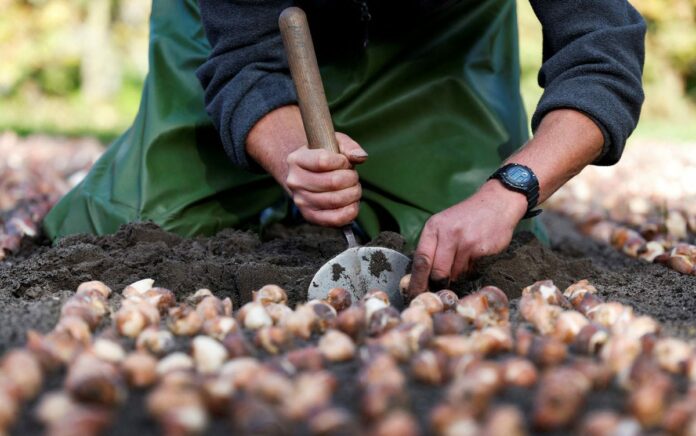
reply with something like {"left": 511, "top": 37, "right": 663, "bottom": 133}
{"left": 0, "top": 0, "right": 150, "bottom": 142}
{"left": 1, "top": 1, "right": 695, "bottom": 142}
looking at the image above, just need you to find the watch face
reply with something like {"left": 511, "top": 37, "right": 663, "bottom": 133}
{"left": 506, "top": 166, "right": 531, "bottom": 187}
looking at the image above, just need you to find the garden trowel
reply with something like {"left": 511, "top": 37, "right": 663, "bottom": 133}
{"left": 279, "top": 7, "right": 410, "bottom": 308}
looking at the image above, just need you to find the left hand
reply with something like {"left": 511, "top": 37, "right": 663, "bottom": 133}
{"left": 407, "top": 179, "right": 528, "bottom": 297}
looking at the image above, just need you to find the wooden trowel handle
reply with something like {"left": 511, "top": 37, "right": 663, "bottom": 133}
{"left": 279, "top": 7, "right": 340, "bottom": 154}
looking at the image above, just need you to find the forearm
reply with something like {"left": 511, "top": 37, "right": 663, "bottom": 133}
{"left": 246, "top": 105, "right": 306, "bottom": 193}
{"left": 501, "top": 109, "right": 604, "bottom": 204}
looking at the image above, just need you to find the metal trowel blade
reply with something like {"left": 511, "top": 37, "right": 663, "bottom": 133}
{"left": 308, "top": 246, "right": 410, "bottom": 309}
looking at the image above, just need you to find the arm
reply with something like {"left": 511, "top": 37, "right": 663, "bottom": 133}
{"left": 408, "top": 110, "right": 603, "bottom": 294}
{"left": 247, "top": 105, "right": 368, "bottom": 226}
{"left": 196, "top": 0, "right": 296, "bottom": 169}
{"left": 408, "top": 0, "right": 646, "bottom": 295}
{"left": 197, "top": 2, "right": 368, "bottom": 225}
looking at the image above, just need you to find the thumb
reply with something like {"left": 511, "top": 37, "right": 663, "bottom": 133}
{"left": 336, "top": 132, "right": 368, "bottom": 165}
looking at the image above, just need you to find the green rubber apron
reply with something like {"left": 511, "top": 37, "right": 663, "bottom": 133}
{"left": 43, "top": 0, "right": 542, "bottom": 248}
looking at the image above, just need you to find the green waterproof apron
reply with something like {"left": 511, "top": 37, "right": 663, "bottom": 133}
{"left": 44, "top": 0, "right": 543, "bottom": 248}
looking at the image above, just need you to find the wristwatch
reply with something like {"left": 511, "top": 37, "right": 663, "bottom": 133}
{"left": 487, "top": 163, "right": 542, "bottom": 219}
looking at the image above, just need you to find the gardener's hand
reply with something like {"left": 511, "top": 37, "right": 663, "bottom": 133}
{"left": 406, "top": 109, "right": 605, "bottom": 297}
{"left": 284, "top": 133, "right": 367, "bottom": 226}
{"left": 246, "top": 105, "right": 367, "bottom": 227}
{"left": 407, "top": 180, "right": 527, "bottom": 296}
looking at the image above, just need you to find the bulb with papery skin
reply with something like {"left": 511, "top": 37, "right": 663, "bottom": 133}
{"left": 1, "top": 349, "right": 43, "bottom": 401}
{"left": 254, "top": 326, "right": 290, "bottom": 355}
{"left": 282, "top": 305, "right": 317, "bottom": 339}
{"left": 308, "top": 407, "right": 358, "bottom": 435}
{"left": 264, "top": 303, "right": 293, "bottom": 325}
{"left": 136, "top": 327, "right": 175, "bottom": 356}
{"left": 653, "top": 338, "right": 692, "bottom": 374}
{"left": 533, "top": 367, "right": 591, "bottom": 430}
{"left": 142, "top": 288, "right": 176, "bottom": 313}
{"left": 122, "top": 352, "right": 158, "bottom": 388}
{"left": 368, "top": 306, "right": 401, "bottom": 336}
{"left": 282, "top": 371, "right": 336, "bottom": 420}
{"left": 483, "top": 405, "right": 526, "bottom": 436}
{"left": 76, "top": 281, "right": 112, "bottom": 299}
{"left": 285, "top": 346, "right": 324, "bottom": 373}
{"left": 628, "top": 373, "right": 673, "bottom": 428}
{"left": 326, "top": 287, "right": 352, "bottom": 312}
{"left": 55, "top": 316, "right": 92, "bottom": 345}
{"left": 166, "top": 305, "right": 203, "bottom": 336}
{"left": 410, "top": 349, "right": 448, "bottom": 385}
{"left": 122, "top": 279, "right": 155, "bottom": 298}
{"left": 563, "top": 280, "right": 598, "bottom": 307}
{"left": 401, "top": 305, "right": 434, "bottom": 332}
{"left": 335, "top": 305, "right": 366, "bottom": 340}
{"left": 241, "top": 302, "right": 273, "bottom": 331}
{"left": 192, "top": 335, "right": 228, "bottom": 374}
{"left": 253, "top": 284, "right": 288, "bottom": 306}
{"left": 502, "top": 357, "right": 538, "bottom": 388}
{"left": 371, "top": 410, "right": 420, "bottom": 436}
{"left": 195, "top": 296, "right": 225, "bottom": 321}
{"left": 553, "top": 310, "right": 589, "bottom": 343}
{"left": 318, "top": 329, "right": 356, "bottom": 362}
{"left": 65, "top": 353, "right": 126, "bottom": 406}
{"left": 436, "top": 290, "right": 458, "bottom": 311}
{"left": 432, "top": 312, "right": 465, "bottom": 335}
{"left": 410, "top": 292, "right": 444, "bottom": 314}
{"left": 308, "top": 299, "right": 338, "bottom": 332}
{"left": 202, "top": 316, "right": 238, "bottom": 340}
{"left": 156, "top": 352, "right": 194, "bottom": 377}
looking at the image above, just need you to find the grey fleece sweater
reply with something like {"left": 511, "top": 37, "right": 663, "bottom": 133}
{"left": 196, "top": 0, "right": 646, "bottom": 170}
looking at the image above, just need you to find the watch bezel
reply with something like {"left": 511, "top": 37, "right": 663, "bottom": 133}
{"left": 488, "top": 163, "right": 542, "bottom": 219}
{"left": 499, "top": 165, "right": 534, "bottom": 190}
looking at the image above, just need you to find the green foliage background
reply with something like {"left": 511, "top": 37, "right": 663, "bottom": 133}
{"left": 0, "top": 0, "right": 694, "bottom": 141}
{"left": 518, "top": 0, "right": 696, "bottom": 141}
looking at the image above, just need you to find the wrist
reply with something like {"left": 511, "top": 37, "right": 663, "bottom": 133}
{"left": 477, "top": 179, "right": 528, "bottom": 222}
{"left": 246, "top": 105, "right": 306, "bottom": 187}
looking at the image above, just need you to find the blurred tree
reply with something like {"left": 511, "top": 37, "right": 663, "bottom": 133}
{"left": 81, "top": 0, "right": 121, "bottom": 102}
{"left": 0, "top": 0, "right": 150, "bottom": 136}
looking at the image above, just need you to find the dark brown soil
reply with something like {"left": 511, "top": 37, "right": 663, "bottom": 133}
{"left": 541, "top": 212, "right": 696, "bottom": 338}
{"left": 2, "top": 213, "right": 696, "bottom": 356}
{"left": 2, "top": 214, "right": 696, "bottom": 434}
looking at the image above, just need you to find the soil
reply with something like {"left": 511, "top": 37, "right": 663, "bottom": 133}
{"left": 2, "top": 213, "right": 696, "bottom": 356}
{"left": 2, "top": 213, "right": 696, "bottom": 434}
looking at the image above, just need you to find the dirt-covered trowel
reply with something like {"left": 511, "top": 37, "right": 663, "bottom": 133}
{"left": 279, "top": 7, "right": 410, "bottom": 308}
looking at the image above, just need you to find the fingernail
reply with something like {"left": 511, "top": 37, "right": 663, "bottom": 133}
{"left": 349, "top": 150, "right": 368, "bottom": 159}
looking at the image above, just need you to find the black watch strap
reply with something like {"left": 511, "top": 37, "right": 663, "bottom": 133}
{"left": 488, "top": 163, "right": 542, "bottom": 219}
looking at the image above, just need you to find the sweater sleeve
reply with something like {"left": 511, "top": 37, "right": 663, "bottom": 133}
{"left": 196, "top": 0, "right": 297, "bottom": 170}
{"left": 529, "top": 0, "right": 646, "bottom": 165}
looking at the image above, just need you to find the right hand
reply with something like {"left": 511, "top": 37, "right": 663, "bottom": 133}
{"left": 284, "top": 132, "right": 368, "bottom": 227}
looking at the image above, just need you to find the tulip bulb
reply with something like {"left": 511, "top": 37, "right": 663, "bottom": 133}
{"left": 410, "top": 292, "right": 444, "bottom": 314}
{"left": 156, "top": 352, "right": 195, "bottom": 376}
{"left": 253, "top": 284, "right": 288, "bottom": 306}
{"left": 1, "top": 349, "right": 43, "bottom": 401}
{"left": 192, "top": 335, "right": 228, "bottom": 374}
{"left": 122, "top": 278, "right": 154, "bottom": 298}
{"left": 318, "top": 329, "right": 356, "bottom": 362}
{"left": 122, "top": 351, "right": 158, "bottom": 388}
{"left": 76, "top": 281, "right": 112, "bottom": 299}
{"left": 436, "top": 289, "right": 458, "bottom": 311}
